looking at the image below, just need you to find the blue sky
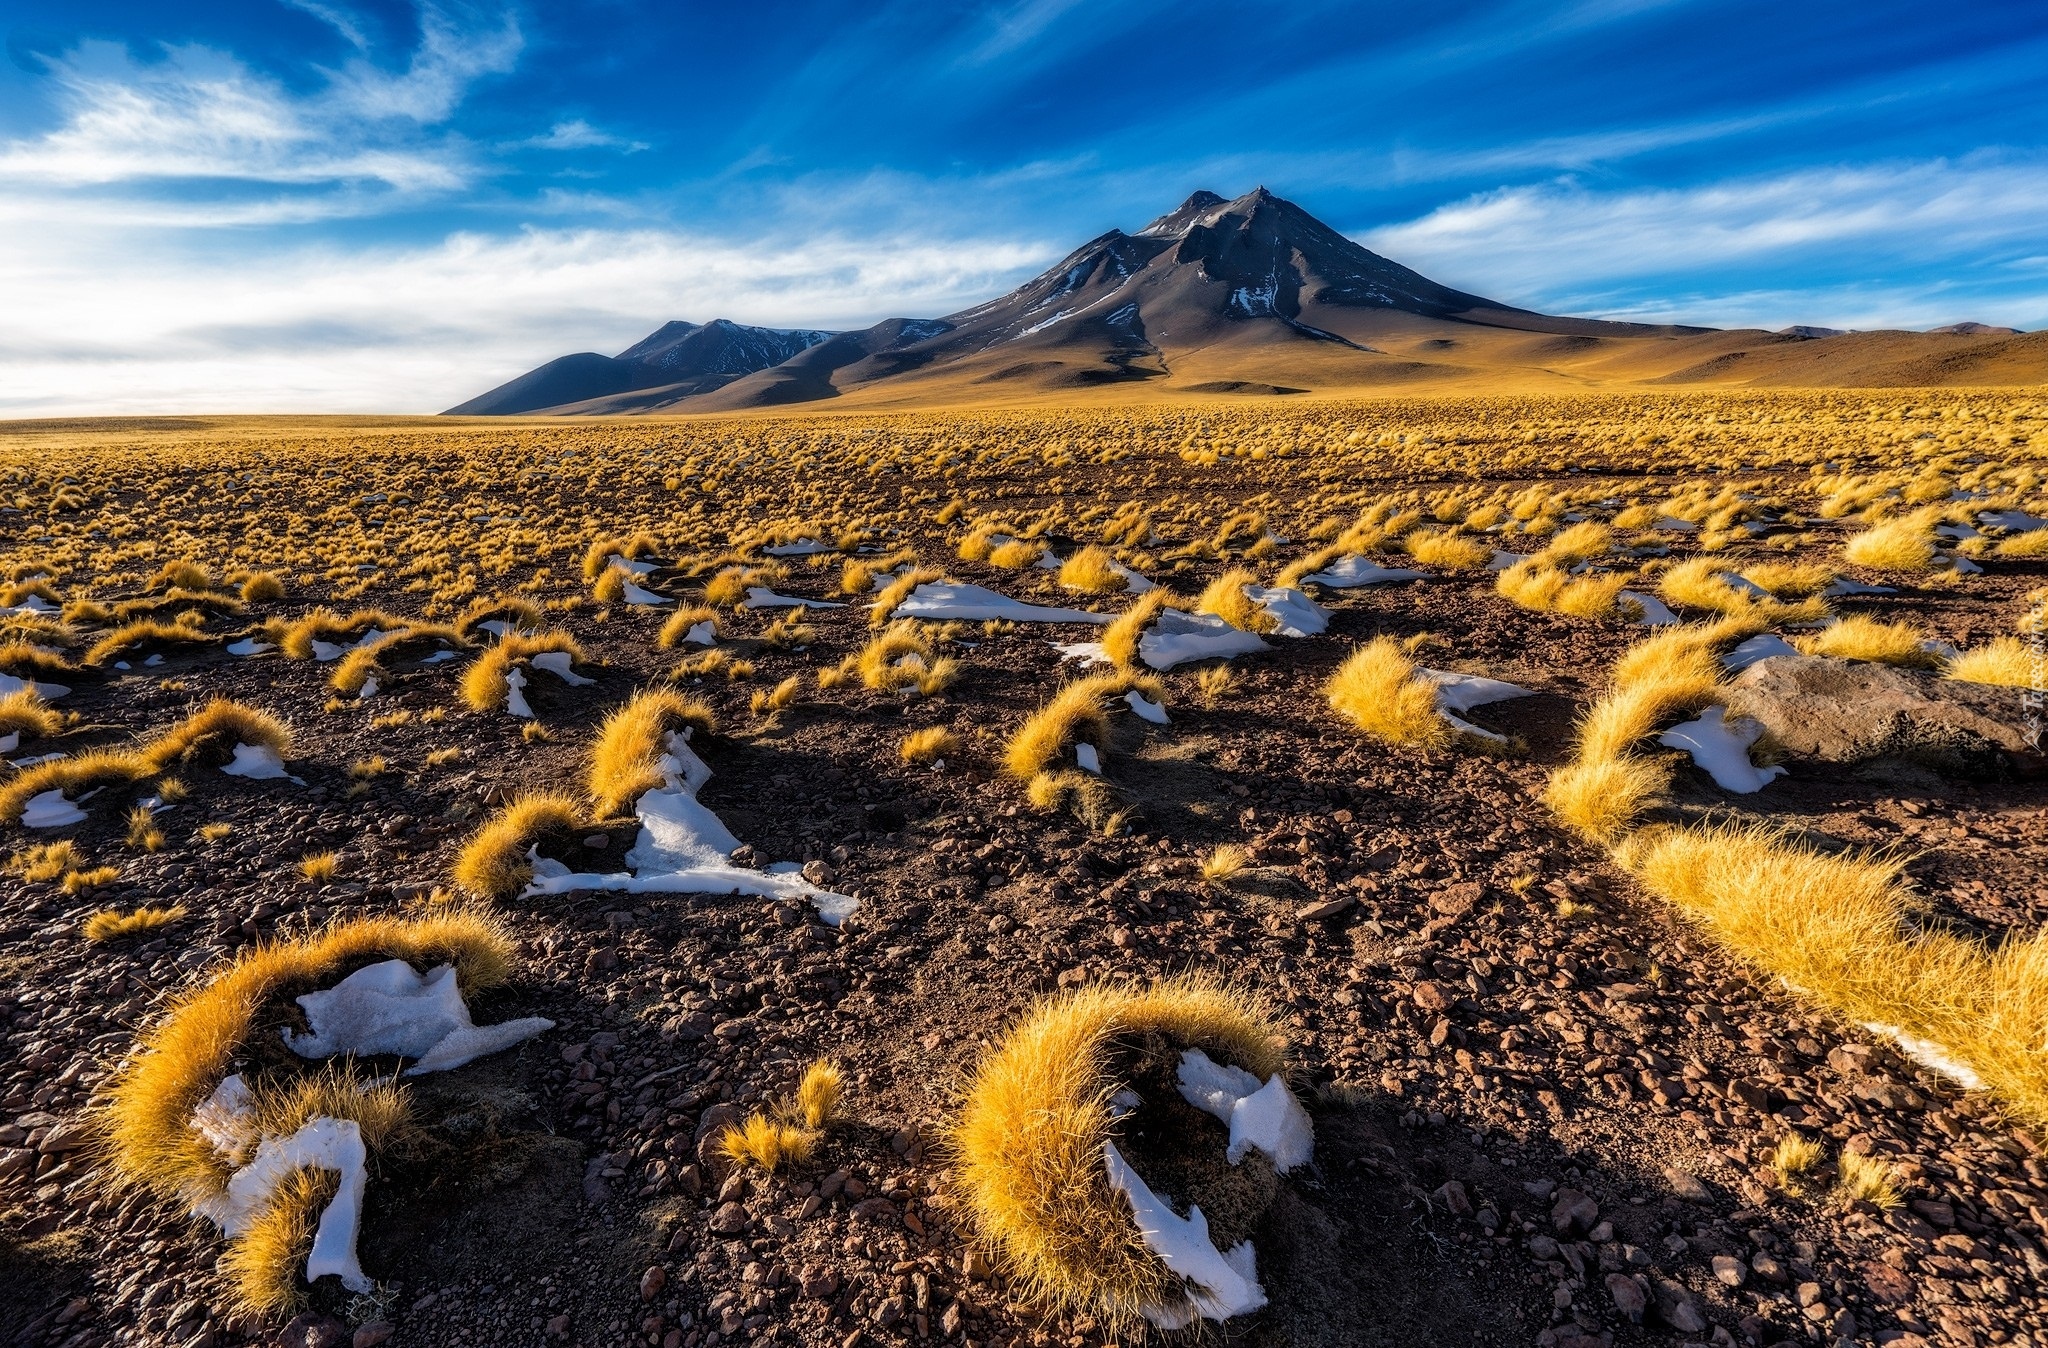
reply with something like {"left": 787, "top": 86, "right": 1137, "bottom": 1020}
{"left": 1, "top": 0, "right": 2044, "bottom": 413}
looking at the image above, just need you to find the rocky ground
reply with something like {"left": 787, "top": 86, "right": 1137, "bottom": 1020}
{"left": 1, "top": 405, "right": 2046, "bottom": 1348}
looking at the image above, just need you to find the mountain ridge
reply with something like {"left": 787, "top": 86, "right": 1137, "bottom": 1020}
{"left": 446, "top": 187, "right": 2043, "bottom": 415}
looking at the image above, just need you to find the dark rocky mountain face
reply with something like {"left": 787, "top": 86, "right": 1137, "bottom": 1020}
{"left": 444, "top": 319, "right": 836, "bottom": 415}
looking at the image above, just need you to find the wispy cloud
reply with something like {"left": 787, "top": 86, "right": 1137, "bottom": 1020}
{"left": 1362, "top": 155, "right": 2048, "bottom": 327}
{"left": 516, "top": 119, "right": 647, "bottom": 153}
{"left": 0, "top": 220, "right": 1053, "bottom": 415}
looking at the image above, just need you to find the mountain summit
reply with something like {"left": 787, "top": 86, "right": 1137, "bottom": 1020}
{"left": 448, "top": 187, "right": 2046, "bottom": 413}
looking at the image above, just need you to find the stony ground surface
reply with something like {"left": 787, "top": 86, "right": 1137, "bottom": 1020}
{"left": 1, "top": 401, "right": 2045, "bottom": 1348}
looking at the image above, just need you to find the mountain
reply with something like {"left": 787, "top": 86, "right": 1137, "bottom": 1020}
{"left": 443, "top": 319, "right": 832, "bottom": 415}
{"left": 448, "top": 187, "right": 2045, "bottom": 414}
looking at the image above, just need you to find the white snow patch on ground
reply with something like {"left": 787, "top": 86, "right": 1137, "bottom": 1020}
{"left": 531, "top": 651, "right": 593, "bottom": 686}
{"left": 621, "top": 581, "right": 669, "bottom": 606}
{"left": 310, "top": 640, "right": 346, "bottom": 662}
{"left": 1125, "top": 691, "right": 1168, "bottom": 724}
{"left": 196, "top": 1112, "right": 373, "bottom": 1292}
{"left": 221, "top": 743, "right": 296, "bottom": 781}
{"left": 1109, "top": 561, "right": 1156, "bottom": 593}
{"left": 0, "top": 672, "right": 69, "bottom": 700}
{"left": 1822, "top": 577, "right": 1896, "bottom": 597}
{"left": 21, "top": 789, "right": 85, "bottom": 828}
{"left": 1486, "top": 551, "right": 1532, "bottom": 572}
{"left": 1138, "top": 610, "right": 1269, "bottom": 670}
{"left": 0, "top": 732, "right": 16, "bottom": 755}
{"left": 504, "top": 667, "right": 534, "bottom": 718}
{"left": 607, "top": 553, "right": 661, "bottom": 573}
{"left": 1075, "top": 743, "right": 1102, "bottom": 775}
{"left": 1103, "top": 1139, "right": 1267, "bottom": 1329}
{"left": 1176, "top": 1049, "right": 1314, "bottom": 1172}
{"left": 226, "top": 638, "right": 273, "bottom": 656}
{"left": 418, "top": 649, "right": 458, "bottom": 664}
{"left": 284, "top": 959, "right": 554, "bottom": 1075}
{"left": 1658, "top": 706, "right": 1785, "bottom": 793}
{"left": 1247, "top": 586, "right": 1327, "bottom": 637}
{"left": 1654, "top": 517, "right": 1698, "bottom": 532}
{"left": 764, "top": 539, "right": 833, "bottom": 556}
{"left": 1301, "top": 556, "right": 1427, "bottom": 586}
{"left": 891, "top": 583, "right": 1109, "bottom": 625}
{"left": 1620, "top": 591, "right": 1680, "bottom": 626}
{"left": 1417, "top": 669, "right": 1533, "bottom": 743}
{"left": 1721, "top": 634, "right": 1800, "bottom": 671}
{"left": 741, "top": 587, "right": 847, "bottom": 610}
{"left": 521, "top": 738, "right": 858, "bottom": 925}
{"left": 1860, "top": 1023, "right": 1985, "bottom": 1090}
{"left": 682, "top": 620, "right": 716, "bottom": 647}
{"left": 1982, "top": 510, "right": 2048, "bottom": 533}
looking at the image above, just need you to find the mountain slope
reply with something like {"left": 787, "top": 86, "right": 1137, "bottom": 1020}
{"left": 446, "top": 187, "right": 2044, "bottom": 415}
{"left": 444, "top": 319, "right": 833, "bottom": 415}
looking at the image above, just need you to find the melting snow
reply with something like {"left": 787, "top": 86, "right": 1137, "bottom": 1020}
{"left": 1103, "top": 1139, "right": 1267, "bottom": 1329}
{"left": 221, "top": 743, "right": 297, "bottom": 782}
{"left": 607, "top": 553, "right": 660, "bottom": 574}
{"left": 1125, "top": 691, "right": 1168, "bottom": 724}
{"left": 741, "top": 588, "right": 846, "bottom": 610}
{"left": 1981, "top": 509, "right": 2048, "bottom": 533}
{"left": 531, "top": 651, "right": 593, "bottom": 686}
{"left": 1247, "top": 586, "right": 1327, "bottom": 637}
{"left": 764, "top": 539, "right": 832, "bottom": 557}
{"left": 1075, "top": 743, "right": 1102, "bottom": 775}
{"left": 1620, "top": 591, "right": 1680, "bottom": 626}
{"left": 284, "top": 959, "right": 554, "bottom": 1075}
{"left": 226, "top": 638, "right": 273, "bottom": 656}
{"left": 1720, "top": 633, "right": 1800, "bottom": 672}
{"left": 621, "top": 581, "right": 669, "bottom": 606}
{"left": 21, "top": 789, "right": 85, "bottom": 828}
{"left": 1417, "top": 669, "right": 1533, "bottom": 743}
{"left": 1175, "top": 1050, "right": 1314, "bottom": 1172}
{"left": 1658, "top": 706, "right": 1785, "bottom": 793}
{"left": 193, "top": 1109, "right": 372, "bottom": 1294}
{"left": 1300, "top": 556, "right": 1427, "bottom": 587}
{"left": 1138, "top": 610, "right": 1270, "bottom": 670}
{"left": 504, "top": 667, "right": 534, "bottom": 718}
{"left": 1822, "top": 577, "right": 1896, "bottom": 597}
{"left": 890, "top": 583, "right": 1109, "bottom": 625}
{"left": 1860, "top": 1023, "right": 1984, "bottom": 1090}
{"left": 0, "top": 672, "right": 68, "bottom": 701}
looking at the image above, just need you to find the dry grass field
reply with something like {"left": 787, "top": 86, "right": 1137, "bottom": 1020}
{"left": 2, "top": 390, "right": 2047, "bottom": 1348}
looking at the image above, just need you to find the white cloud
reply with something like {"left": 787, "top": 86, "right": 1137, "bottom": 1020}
{"left": 1361, "top": 156, "right": 2048, "bottom": 327}
{"left": 518, "top": 119, "right": 647, "bottom": 153}
{"left": 0, "top": 221, "right": 1052, "bottom": 415}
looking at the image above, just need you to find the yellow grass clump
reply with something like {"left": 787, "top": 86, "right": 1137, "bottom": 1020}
{"left": 453, "top": 792, "right": 584, "bottom": 897}
{"left": 83, "top": 615, "right": 213, "bottom": 666}
{"left": 459, "top": 629, "right": 586, "bottom": 713}
{"left": 1058, "top": 546, "right": 1127, "bottom": 593}
{"left": 900, "top": 726, "right": 960, "bottom": 765}
{"left": 1005, "top": 673, "right": 1148, "bottom": 779}
{"left": 1100, "top": 589, "right": 1170, "bottom": 670}
{"left": 1195, "top": 567, "right": 1276, "bottom": 634}
{"left": 719, "top": 1112, "right": 815, "bottom": 1172}
{"left": 1324, "top": 638, "right": 1447, "bottom": 749}
{"left": 869, "top": 566, "right": 943, "bottom": 628}
{"left": 84, "top": 904, "right": 187, "bottom": 941}
{"left": 238, "top": 571, "right": 287, "bottom": 602}
{"left": 794, "top": 1059, "right": 844, "bottom": 1130}
{"left": 987, "top": 538, "right": 1045, "bottom": 569}
{"left": 1833, "top": 1149, "right": 1904, "bottom": 1210}
{"left": 587, "top": 688, "right": 716, "bottom": 816}
{"left": 1843, "top": 516, "right": 1938, "bottom": 573}
{"left": 1200, "top": 843, "right": 1248, "bottom": 883}
{"left": 1495, "top": 560, "right": 1628, "bottom": 619}
{"left": 0, "top": 699, "right": 290, "bottom": 824}
{"left": 850, "top": 622, "right": 959, "bottom": 695}
{"left": 1945, "top": 636, "right": 2040, "bottom": 688}
{"left": 1617, "top": 822, "right": 2048, "bottom": 1128}
{"left": 949, "top": 978, "right": 1284, "bottom": 1335}
{"left": 1404, "top": 528, "right": 1493, "bottom": 571}
{"left": 1794, "top": 615, "right": 1938, "bottom": 668}
{"left": 656, "top": 605, "right": 719, "bottom": 649}
{"left": 0, "top": 688, "right": 60, "bottom": 739}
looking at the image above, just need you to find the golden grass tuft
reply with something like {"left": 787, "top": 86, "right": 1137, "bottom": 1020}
{"left": 1794, "top": 615, "right": 1938, "bottom": 668}
{"left": 869, "top": 567, "right": 943, "bottom": 628}
{"left": 1324, "top": 637, "right": 1447, "bottom": 749}
{"left": 297, "top": 852, "right": 338, "bottom": 883}
{"left": 1542, "top": 754, "right": 1673, "bottom": 843}
{"left": 851, "top": 622, "right": 959, "bottom": 695}
{"left": 987, "top": 538, "right": 1045, "bottom": 569}
{"left": 1945, "top": 636, "right": 2040, "bottom": 688}
{"left": 1769, "top": 1133, "right": 1823, "bottom": 1193}
{"left": 900, "top": 726, "right": 960, "bottom": 765}
{"left": 1005, "top": 673, "right": 1150, "bottom": 779}
{"left": 1404, "top": 528, "right": 1493, "bottom": 571}
{"left": 1099, "top": 589, "right": 1170, "bottom": 670}
{"left": 656, "top": 606, "right": 719, "bottom": 649}
{"left": 793, "top": 1059, "right": 844, "bottom": 1130}
{"left": 238, "top": 571, "right": 287, "bottom": 602}
{"left": 1195, "top": 568, "right": 1276, "bottom": 634}
{"left": 220, "top": 1167, "right": 334, "bottom": 1318}
{"left": 0, "top": 699, "right": 290, "bottom": 824}
{"left": 948, "top": 977, "right": 1283, "bottom": 1334}
{"left": 1495, "top": 560, "right": 1628, "bottom": 619}
{"left": 101, "top": 912, "right": 510, "bottom": 1216}
{"left": 1843, "top": 516, "right": 1938, "bottom": 573}
{"left": 126, "top": 805, "right": 166, "bottom": 852}
{"left": 587, "top": 688, "right": 716, "bottom": 816}
{"left": 1833, "top": 1149, "right": 1903, "bottom": 1210}
{"left": 1619, "top": 822, "right": 2048, "bottom": 1128}
{"left": 12, "top": 840, "right": 79, "bottom": 882}
{"left": 720, "top": 1112, "right": 815, "bottom": 1172}
{"left": 750, "top": 676, "right": 802, "bottom": 717}
{"left": 0, "top": 688, "right": 61, "bottom": 739}
{"left": 83, "top": 616, "right": 213, "bottom": 666}
{"left": 1058, "top": 546, "right": 1127, "bottom": 593}
{"left": 60, "top": 865, "right": 119, "bottom": 894}
{"left": 454, "top": 792, "right": 583, "bottom": 896}
{"left": 84, "top": 904, "right": 186, "bottom": 942}
{"left": 459, "top": 629, "right": 586, "bottom": 713}
{"left": 1200, "top": 843, "right": 1249, "bottom": 883}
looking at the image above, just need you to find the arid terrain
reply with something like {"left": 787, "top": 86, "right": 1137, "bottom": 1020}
{"left": 2, "top": 390, "right": 2047, "bottom": 1348}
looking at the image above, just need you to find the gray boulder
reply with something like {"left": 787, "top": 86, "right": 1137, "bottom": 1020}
{"left": 1728, "top": 655, "right": 2037, "bottom": 776}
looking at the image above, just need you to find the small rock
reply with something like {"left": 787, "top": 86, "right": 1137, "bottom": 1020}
{"left": 1412, "top": 981, "right": 1451, "bottom": 1012}
{"left": 1712, "top": 1254, "right": 1747, "bottom": 1287}
{"left": 708, "top": 1201, "right": 748, "bottom": 1235}
{"left": 1296, "top": 895, "right": 1355, "bottom": 922}
{"left": 640, "top": 1266, "right": 667, "bottom": 1301}
{"left": 352, "top": 1324, "right": 395, "bottom": 1348}
{"left": 1550, "top": 1187, "right": 1599, "bottom": 1235}
{"left": 1433, "top": 1179, "right": 1472, "bottom": 1216}
{"left": 1663, "top": 1167, "right": 1712, "bottom": 1203}
{"left": 582, "top": 833, "right": 610, "bottom": 849}
{"left": 1606, "top": 1273, "right": 1646, "bottom": 1324}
